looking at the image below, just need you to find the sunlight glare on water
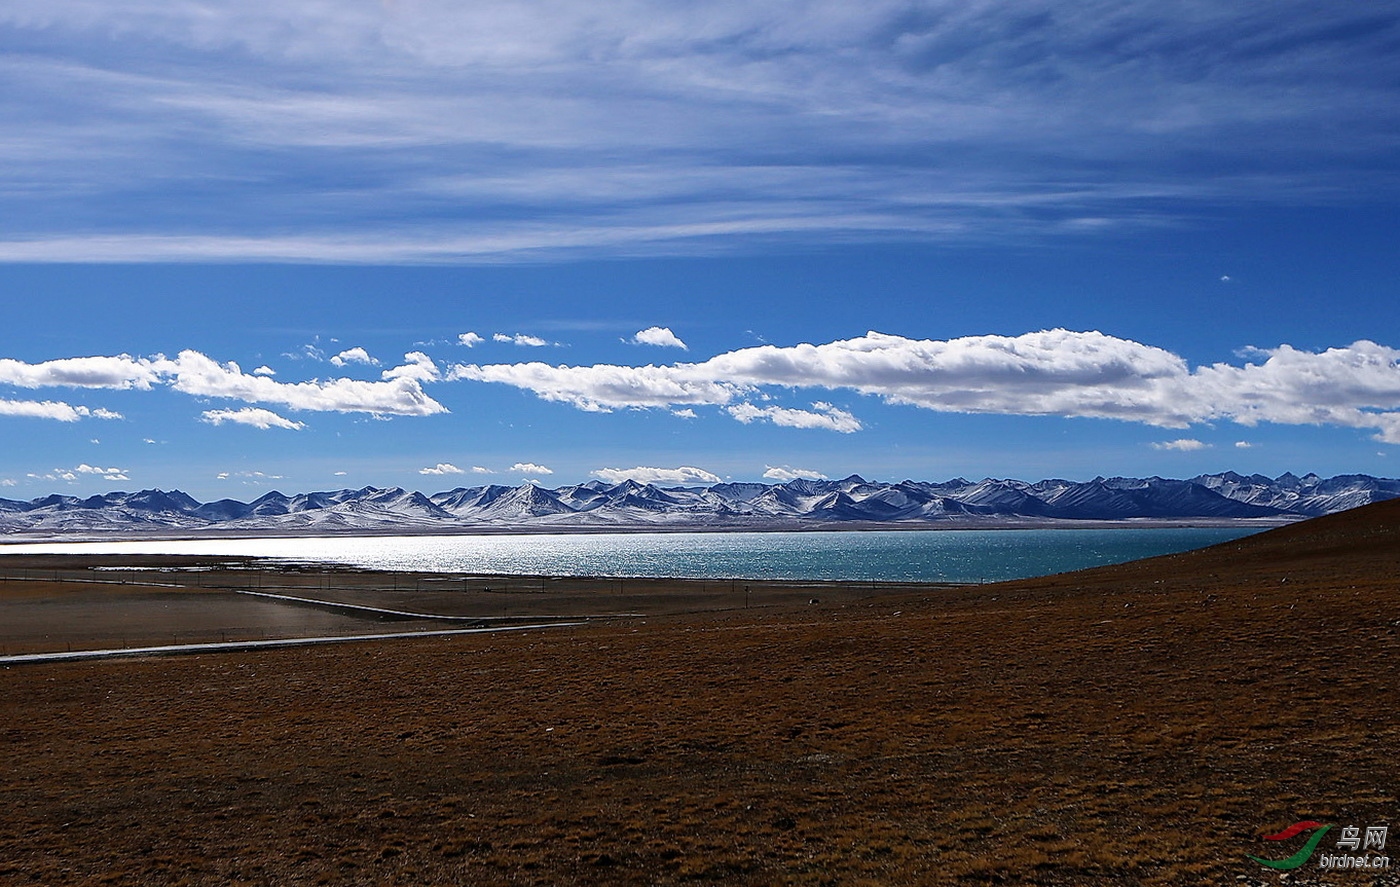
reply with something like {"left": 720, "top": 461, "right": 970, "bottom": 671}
{"left": 0, "top": 527, "right": 1262, "bottom": 583}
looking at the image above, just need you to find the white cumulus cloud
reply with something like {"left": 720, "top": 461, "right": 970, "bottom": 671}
{"left": 74, "top": 463, "right": 129, "bottom": 480}
{"left": 0, "top": 354, "right": 162, "bottom": 389}
{"left": 590, "top": 465, "right": 720, "bottom": 485}
{"left": 217, "top": 469, "right": 284, "bottom": 481}
{"left": 447, "top": 360, "right": 739, "bottom": 411}
{"left": 252, "top": 365, "right": 276, "bottom": 376}
{"left": 32, "top": 464, "right": 129, "bottom": 482}
{"left": 329, "top": 347, "right": 379, "bottom": 367}
{"left": 494, "top": 333, "right": 549, "bottom": 347}
{"left": 728, "top": 402, "right": 862, "bottom": 433}
{"left": 1151, "top": 438, "right": 1210, "bottom": 451}
{"left": 167, "top": 350, "right": 446, "bottom": 416}
{"left": 763, "top": 465, "right": 828, "bottom": 481}
{"left": 509, "top": 462, "right": 553, "bottom": 475}
{"left": 459, "top": 332, "right": 485, "bottom": 347}
{"left": 201, "top": 407, "right": 307, "bottom": 430}
{"left": 630, "top": 327, "right": 688, "bottom": 350}
{"left": 419, "top": 462, "right": 465, "bottom": 475}
{"left": 0, "top": 398, "right": 123, "bottom": 422}
{"left": 380, "top": 351, "right": 440, "bottom": 383}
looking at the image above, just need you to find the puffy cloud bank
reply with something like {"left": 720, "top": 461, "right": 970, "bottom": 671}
{"left": 0, "top": 350, "right": 447, "bottom": 421}
{"left": 450, "top": 330, "right": 1400, "bottom": 442}
{"left": 9, "top": 331, "right": 1400, "bottom": 443}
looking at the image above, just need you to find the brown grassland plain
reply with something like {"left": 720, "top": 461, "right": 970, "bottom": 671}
{"left": 2, "top": 501, "right": 1399, "bottom": 886}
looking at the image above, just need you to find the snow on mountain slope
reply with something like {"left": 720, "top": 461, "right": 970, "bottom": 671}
{"left": 2, "top": 472, "right": 1397, "bottom": 537}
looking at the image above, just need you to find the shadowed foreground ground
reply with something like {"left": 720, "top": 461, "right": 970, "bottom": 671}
{"left": 2, "top": 503, "right": 1399, "bottom": 885}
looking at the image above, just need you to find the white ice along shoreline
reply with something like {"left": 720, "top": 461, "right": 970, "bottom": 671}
{"left": 1, "top": 472, "right": 1396, "bottom": 539}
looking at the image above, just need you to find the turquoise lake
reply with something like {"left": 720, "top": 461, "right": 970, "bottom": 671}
{"left": 0, "top": 526, "right": 1265, "bottom": 583}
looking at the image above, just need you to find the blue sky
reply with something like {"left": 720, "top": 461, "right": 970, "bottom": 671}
{"left": 2, "top": 1, "right": 1399, "bottom": 499}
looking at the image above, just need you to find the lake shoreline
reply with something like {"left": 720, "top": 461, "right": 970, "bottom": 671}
{"left": 0, "top": 552, "right": 958, "bottom": 658}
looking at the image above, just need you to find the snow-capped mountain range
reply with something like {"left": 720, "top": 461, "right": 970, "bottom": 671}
{"left": 2, "top": 471, "right": 1397, "bottom": 539}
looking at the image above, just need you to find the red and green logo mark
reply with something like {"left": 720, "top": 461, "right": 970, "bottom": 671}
{"left": 1248, "top": 821, "right": 1333, "bottom": 870}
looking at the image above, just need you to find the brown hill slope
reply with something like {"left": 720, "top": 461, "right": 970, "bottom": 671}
{"left": 989, "top": 495, "right": 1400, "bottom": 600}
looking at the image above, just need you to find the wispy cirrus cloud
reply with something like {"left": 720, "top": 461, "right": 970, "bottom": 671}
{"left": 0, "top": 3, "right": 1396, "bottom": 261}
{"left": 449, "top": 329, "right": 1400, "bottom": 443}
